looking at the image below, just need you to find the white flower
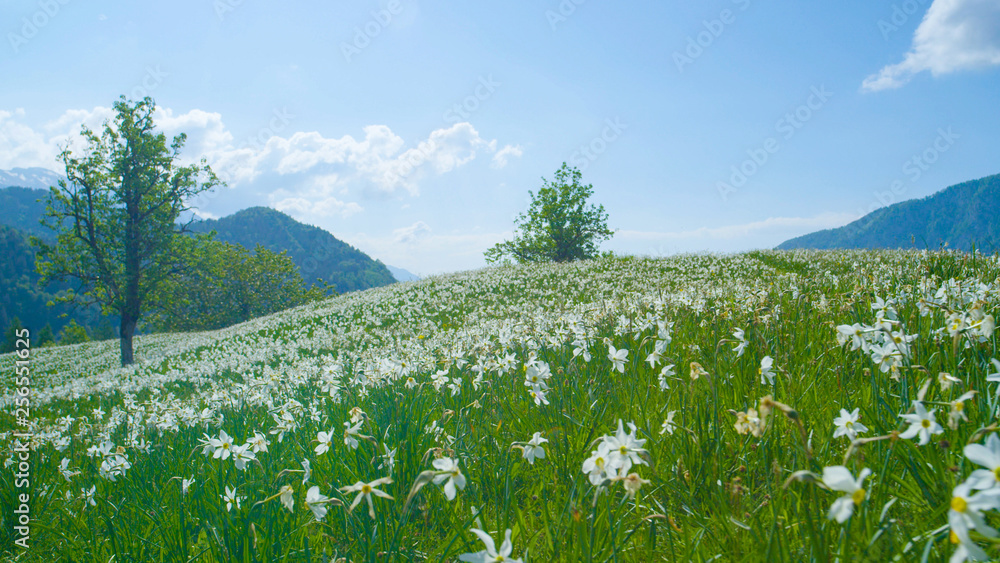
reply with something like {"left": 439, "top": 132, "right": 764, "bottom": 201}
{"left": 964, "top": 433, "right": 1000, "bottom": 490}
{"left": 899, "top": 401, "right": 944, "bottom": 446}
{"left": 341, "top": 477, "right": 394, "bottom": 518}
{"left": 221, "top": 486, "right": 243, "bottom": 512}
{"left": 278, "top": 485, "right": 295, "bottom": 512}
{"left": 658, "top": 364, "right": 674, "bottom": 390}
{"left": 232, "top": 443, "right": 256, "bottom": 471}
{"left": 602, "top": 420, "right": 648, "bottom": 476}
{"left": 379, "top": 444, "right": 397, "bottom": 474}
{"left": 458, "top": 528, "right": 523, "bottom": 563}
{"left": 608, "top": 344, "right": 628, "bottom": 374}
{"left": 211, "top": 430, "right": 234, "bottom": 460}
{"left": 582, "top": 442, "right": 613, "bottom": 486}
{"left": 822, "top": 465, "right": 871, "bottom": 523}
{"left": 948, "top": 483, "right": 1000, "bottom": 560}
{"left": 986, "top": 359, "right": 1000, "bottom": 396}
{"left": 528, "top": 387, "right": 549, "bottom": 406}
{"left": 732, "top": 328, "right": 747, "bottom": 357}
{"left": 343, "top": 420, "right": 363, "bottom": 450}
{"left": 305, "top": 485, "right": 333, "bottom": 521}
{"left": 949, "top": 391, "right": 977, "bottom": 430}
{"left": 522, "top": 432, "right": 547, "bottom": 464}
{"left": 832, "top": 408, "right": 868, "bottom": 442}
{"left": 659, "top": 411, "right": 677, "bottom": 435}
{"left": 432, "top": 457, "right": 467, "bottom": 500}
{"left": 758, "top": 356, "right": 775, "bottom": 385}
{"left": 301, "top": 459, "right": 312, "bottom": 484}
{"left": 247, "top": 431, "right": 269, "bottom": 453}
{"left": 314, "top": 429, "right": 335, "bottom": 455}
{"left": 181, "top": 476, "right": 195, "bottom": 496}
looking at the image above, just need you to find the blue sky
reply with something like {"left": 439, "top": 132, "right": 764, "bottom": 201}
{"left": 2, "top": 0, "right": 999, "bottom": 275}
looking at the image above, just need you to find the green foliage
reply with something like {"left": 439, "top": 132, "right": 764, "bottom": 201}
{"left": 189, "top": 206, "right": 396, "bottom": 293}
{"left": 486, "top": 163, "right": 613, "bottom": 264}
{"left": 57, "top": 318, "right": 90, "bottom": 345}
{"left": 146, "top": 238, "right": 332, "bottom": 332}
{"left": 1, "top": 317, "right": 23, "bottom": 353}
{"left": 37, "top": 323, "right": 55, "bottom": 347}
{"left": 34, "top": 96, "right": 221, "bottom": 365}
{"left": 778, "top": 172, "right": 1000, "bottom": 252}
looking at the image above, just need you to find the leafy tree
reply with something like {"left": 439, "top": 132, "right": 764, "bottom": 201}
{"left": 2, "top": 317, "right": 24, "bottom": 353}
{"left": 146, "top": 239, "right": 332, "bottom": 332}
{"left": 485, "top": 163, "right": 613, "bottom": 264}
{"left": 37, "top": 323, "right": 55, "bottom": 347}
{"left": 35, "top": 97, "right": 221, "bottom": 365}
{"left": 57, "top": 319, "right": 90, "bottom": 345}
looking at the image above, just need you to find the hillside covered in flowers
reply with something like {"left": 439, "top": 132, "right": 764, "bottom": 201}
{"left": 2, "top": 249, "right": 999, "bottom": 562}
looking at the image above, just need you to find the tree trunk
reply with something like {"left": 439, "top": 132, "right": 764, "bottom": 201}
{"left": 120, "top": 312, "right": 137, "bottom": 366}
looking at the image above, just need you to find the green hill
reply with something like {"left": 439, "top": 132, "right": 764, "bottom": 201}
{"left": 777, "top": 173, "right": 1000, "bottom": 252}
{"left": 190, "top": 206, "right": 396, "bottom": 293}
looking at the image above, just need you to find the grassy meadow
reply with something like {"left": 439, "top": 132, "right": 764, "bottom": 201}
{"left": 2, "top": 249, "right": 999, "bottom": 562}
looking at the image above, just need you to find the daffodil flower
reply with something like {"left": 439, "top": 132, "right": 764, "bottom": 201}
{"left": 948, "top": 483, "right": 1000, "bottom": 560}
{"left": 458, "top": 528, "right": 523, "bottom": 563}
{"left": 899, "top": 401, "right": 943, "bottom": 446}
{"left": 305, "top": 485, "right": 336, "bottom": 521}
{"left": 522, "top": 432, "right": 547, "bottom": 464}
{"left": 608, "top": 344, "right": 628, "bottom": 374}
{"left": 341, "top": 477, "right": 394, "bottom": 518}
{"left": 822, "top": 465, "right": 870, "bottom": 523}
{"left": 432, "top": 457, "right": 467, "bottom": 500}
{"left": 964, "top": 433, "right": 1000, "bottom": 490}
{"left": 832, "top": 408, "right": 868, "bottom": 441}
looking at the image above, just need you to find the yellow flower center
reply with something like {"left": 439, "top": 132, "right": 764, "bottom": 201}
{"left": 595, "top": 457, "right": 605, "bottom": 469}
{"left": 993, "top": 467, "right": 1000, "bottom": 482}
{"left": 851, "top": 488, "right": 865, "bottom": 506}
{"left": 955, "top": 401, "right": 965, "bottom": 412}
{"left": 950, "top": 530, "right": 960, "bottom": 545}
{"left": 951, "top": 496, "right": 967, "bottom": 513}
{"left": 921, "top": 419, "right": 931, "bottom": 428}
{"left": 362, "top": 484, "right": 372, "bottom": 494}
{"left": 619, "top": 446, "right": 629, "bottom": 455}
{"left": 846, "top": 421, "right": 854, "bottom": 428}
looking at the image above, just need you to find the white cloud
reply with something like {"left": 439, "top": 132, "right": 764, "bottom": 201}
{"left": 343, "top": 228, "right": 508, "bottom": 275}
{"left": 274, "top": 196, "right": 363, "bottom": 219}
{"left": 491, "top": 144, "right": 523, "bottom": 169}
{"left": 863, "top": 0, "right": 1000, "bottom": 91}
{"left": 392, "top": 221, "right": 432, "bottom": 244}
{"left": 618, "top": 212, "right": 857, "bottom": 243}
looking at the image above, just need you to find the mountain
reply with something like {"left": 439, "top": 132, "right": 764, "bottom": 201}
{"left": 0, "top": 167, "right": 63, "bottom": 191}
{"left": 778, "top": 174, "right": 1000, "bottom": 253}
{"left": 0, "top": 186, "right": 51, "bottom": 239}
{"left": 387, "top": 265, "right": 421, "bottom": 282}
{"left": 0, "top": 223, "right": 106, "bottom": 336}
{"left": 189, "top": 206, "right": 396, "bottom": 293}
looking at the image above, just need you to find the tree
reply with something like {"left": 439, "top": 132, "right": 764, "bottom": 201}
{"left": 485, "top": 163, "right": 613, "bottom": 264}
{"left": 2, "top": 317, "right": 24, "bottom": 353}
{"left": 57, "top": 319, "right": 90, "bottom": 345}
{"left": 145, "top": 238, "right": 332, "bottom": 332}
{"left": 35, "top": 97, "right": 221, "bottom": 366}
{"left": 37, "top": 324, "right": 55, "bottom": 347}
